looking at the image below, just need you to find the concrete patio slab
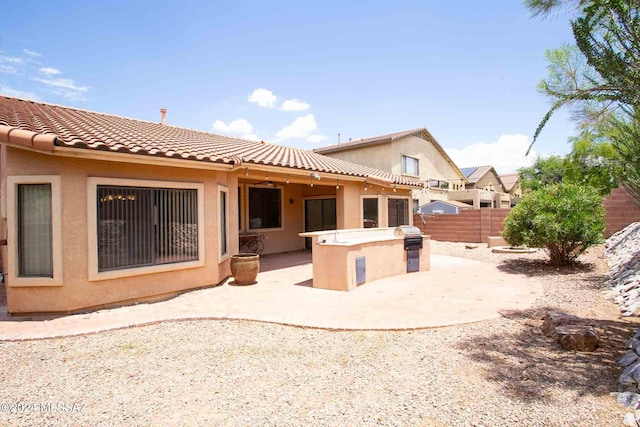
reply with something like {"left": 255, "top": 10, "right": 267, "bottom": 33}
{"left": 0, "top": 253, "right": 543, "bottom": 340}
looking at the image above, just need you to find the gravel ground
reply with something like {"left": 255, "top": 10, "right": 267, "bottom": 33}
{"left": 1, "top": 242, "right": 638, "bottom": 427}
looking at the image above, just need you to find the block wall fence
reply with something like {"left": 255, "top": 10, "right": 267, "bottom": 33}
{"left": 414, "top": 185, "right": 640, "bottom": 243}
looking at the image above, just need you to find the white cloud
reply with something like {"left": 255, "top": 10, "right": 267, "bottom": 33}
{"left": 0, "top": 55, "right": 25, "bottom": 74}
{"left": 0, "top": 55, "right": 25, "bottom": 65}
{"left": 248, "top": 88, "right": 277, "bottom": 108}
{"left": 33, "top": 76, "right": 89, "bottom": 92}
{"left": 307, "top": 134, "right": 328, "bottom": 143}
{"left": 33, "top": 76, "right": 90, "bottom": 100}
{"left": 446, "top": 134, "right": 538, "bottom": 174}
{"left": 39, "top": 67, "right": 61, "bottom": 75}
{"left": 213, "top": 119, "right": 259, "bottom": 141}
{"left": 276, "top": 114, "right": 318, "bottom": 140}
{"left": 22, "top": 49, "right": 41, "bottom": 57}
{"left": 280, "top": 98, "right": 310, "bottom": 112}
{"left": 0, "top": 86, "right": 40, "bottom": 100}
{"left": 213, "top": 118, "right": 254, "bottom": 135}
{"left": 0, "top": 65, "right": 19, "bottom": 75}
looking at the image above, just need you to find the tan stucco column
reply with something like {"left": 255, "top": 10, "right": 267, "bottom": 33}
{"left": 337, "top": 183, "right": 361, "bottom": 230}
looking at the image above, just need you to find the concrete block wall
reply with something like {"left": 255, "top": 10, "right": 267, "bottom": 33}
{"left": 414, "top": 209, "right": 511, "bottom": 243}
{"left": 604, "top": 186, "right": 640, "bottom": 238}
{"left": 415, "top": 186, "right": 640, "bottom": 243}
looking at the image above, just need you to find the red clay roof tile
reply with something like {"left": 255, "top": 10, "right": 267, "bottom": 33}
{"left": 0, "top": 96, "right": 422, "bottom": 187}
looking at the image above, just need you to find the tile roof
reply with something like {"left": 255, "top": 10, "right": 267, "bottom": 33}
{"left": 0, "top": 96, "right": 422, "bottom": 187}
{"left": 499, "top": 173, "right": 520, "bottom": 192}
{"left": 314, "top": 127, "right": 467, "bottom": 181}
{"left": 460, "top": 165, "right": 493, "bottom": 184}
{"left": 460, "top": 165, "right": 507, "bottom": 192}
{"left": 315, "top": 128, "right": 427, "bottom": 153}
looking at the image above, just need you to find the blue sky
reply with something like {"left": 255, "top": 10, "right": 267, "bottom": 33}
{"left": 1, "top": 0, "right": 577, "bottom": 173}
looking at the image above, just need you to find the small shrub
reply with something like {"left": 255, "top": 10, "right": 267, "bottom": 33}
{"left": 502, "top": 183, "right": 605, "bottom": 266}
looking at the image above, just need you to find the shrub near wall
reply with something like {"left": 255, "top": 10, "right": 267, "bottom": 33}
{"left": 502, "top": 183, "right": 605, "bottom": 266}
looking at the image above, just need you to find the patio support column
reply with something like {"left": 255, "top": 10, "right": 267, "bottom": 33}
{"left": 336, "top": 183, "right": 360, "bottom": 230}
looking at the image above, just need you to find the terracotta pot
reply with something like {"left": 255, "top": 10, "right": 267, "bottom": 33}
{"left": 230, "top": 253, "right": 260, "bottom": 285}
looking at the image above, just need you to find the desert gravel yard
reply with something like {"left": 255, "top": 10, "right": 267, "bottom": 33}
{"left": 1, "top": 242, "right": 638, "bottom": 427}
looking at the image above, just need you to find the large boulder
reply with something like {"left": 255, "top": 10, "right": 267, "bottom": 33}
{"left": 555, "top": 325, "right": 601, "bottom": 352}
{"left": 542, "top": 311, "right": 580, "bottom": 337}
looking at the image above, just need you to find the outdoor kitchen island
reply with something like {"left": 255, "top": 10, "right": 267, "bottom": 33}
{"left": 299, "top": 227, "right": 430, "bottom": 291}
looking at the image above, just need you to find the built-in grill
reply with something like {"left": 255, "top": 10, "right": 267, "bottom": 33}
{"left": 394, "top": 226, "right": 423, "bottom": 273}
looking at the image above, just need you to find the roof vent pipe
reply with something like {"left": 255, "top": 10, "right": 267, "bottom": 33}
{"left": 160, "top": 108, "right": 167, "bottom": 125}
{"left": 337, "top": 132, "right": 341, "bottom": 144}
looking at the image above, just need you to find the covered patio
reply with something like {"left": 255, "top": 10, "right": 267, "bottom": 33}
{"left": 0, "top": 250, "right": 542, "bottom": 340}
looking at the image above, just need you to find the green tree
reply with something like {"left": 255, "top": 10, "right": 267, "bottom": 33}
{"left": 502, "top": 183, "right": 605, "bottom": 266}
{"left": 518, "top": 155, "right": 566, "bottom": 191}
{"left": 564, "top": 127, "right": 622, "bottom": 194}
{"left": 526, "top": 0, "right": 640, "bottom": 201}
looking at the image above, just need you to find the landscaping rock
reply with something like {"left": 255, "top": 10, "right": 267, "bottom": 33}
{"left": 555, "top": 325, "right": 600, "bottom": 352}
{"left": 616, "top": 391, "right": 640, "bottom": 408}
{"left": 622, "top": 412, "right": 638, "bottom": 427}
{"left": 604, "top": 222, "right": 640, "bottom": 317}
{"left": 541, "top": 311, "right": 580, "bottom": 337}
{"left": 465, "top": 244, "right": 478, "bottom": 250}
{"left": 620, "top": 351, "right": 640, "bottom": 367}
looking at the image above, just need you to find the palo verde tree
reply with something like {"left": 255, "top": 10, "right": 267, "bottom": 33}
{"left": 525, "top": 0, "right": 640, "bottom": 201}
{"left": 502, "top": 182, "right": 605, "bottom": 266}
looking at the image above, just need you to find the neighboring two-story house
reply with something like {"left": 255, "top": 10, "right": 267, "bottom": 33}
{"left": 499, "top": 173, "right": 522, "bottom": 206}
{"left": 447, "top": 166, "right": 511, "bottom": 208}
{"left": 315, "top": 128, "right": 467, "bottom": 212}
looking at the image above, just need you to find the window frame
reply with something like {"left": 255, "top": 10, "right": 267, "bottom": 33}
{"left": 6, "top": 175, "right": 63, "bottom": 287}
{"left": 387, "top": 196, "right": 412, "bottom": 227}
{"left": 87, "top": 177, "right": 205, "bottom": 281}
{"left": 246, "top": 184, "right": 284, "bottom": 232}
{"left": 218, "top": 185, "right": 229, "bottom": 261}
{"left": 401, "top": 155, "right": 419, "bottom": 177}
{"left": 360, "top": 195, "right": 382, "bottom": 229}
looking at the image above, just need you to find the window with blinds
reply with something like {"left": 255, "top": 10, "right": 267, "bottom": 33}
{"left": 18, "top": 184, "right": 53, "bottom": 277}
{"left": 388, "top": 198, "right": 409, "bottom": 227}
{"left": 97, "top": 186, "right": 198, "bottom": 271}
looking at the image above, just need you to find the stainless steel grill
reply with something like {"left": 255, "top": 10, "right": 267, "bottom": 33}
{"left": 394, "top": 226, "right": 423, "bottom": 272}
{"left": 394, "top": 226, "right": 423, "bottom": 250}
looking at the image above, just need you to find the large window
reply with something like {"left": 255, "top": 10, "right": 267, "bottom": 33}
{"left": 402, "top": 155, "right": 419, "bottom": 176}
{"left": 96, "top": 185, "right": 198, "bottom": 272}
{"left": 219, "top": 186, "right": 229, "bottom": 258}
{"left": 362, "top": 197, "right": 379, "bottom": 228}
{"left": 248, "top": 187, "right": 282, "bottom": 229}
{"left": 388, "top": 198, "right": 409, "bottom": 227}
{"left": 7, "top": 175, "right": 62, "bottom": 286}
{"left": 18, "top": 184, "right": 53, "bottom": 277}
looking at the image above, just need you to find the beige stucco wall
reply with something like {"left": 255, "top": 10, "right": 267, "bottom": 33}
{"left": 319, "top": 135, "right": 463, "bottom": 209}
{"left": 320, "top": 143, "right": 393, "bottom": 173}
{"left": 509, "top": 180, "right": 522, "bottom": 198}
{"left": 469, "top": 171, "right": 503, "bottom": 191}
{"left": 2, "top": 147, "right": 236, "bottom": 314}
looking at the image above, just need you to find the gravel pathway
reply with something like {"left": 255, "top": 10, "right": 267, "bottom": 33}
{"left": 1, "top": 242, "right": 637, "bottom": 426}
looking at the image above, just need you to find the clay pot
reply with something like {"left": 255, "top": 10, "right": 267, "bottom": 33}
{"left": 230, "top": 253, "right": 260, "bottom": 285}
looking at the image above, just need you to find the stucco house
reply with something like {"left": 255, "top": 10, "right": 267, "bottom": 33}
{"left": 314, "top": 128, "right": 467, "bottom": 211}
{"left": 0, "top": 96, "right": 422, "bottom": 314}
{"left": 447, "top": 165, "right": 511, "bottom": 208}
{"left": 499, "top": 173, "right": 522, "bottom": 206}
